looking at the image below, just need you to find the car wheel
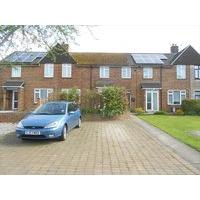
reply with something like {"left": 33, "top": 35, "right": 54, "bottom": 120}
{"left": 76, "top": 117, "right": 81, "bottom": 128}
{"left": 58, "top": 125, "right": 68, "bottom": 141}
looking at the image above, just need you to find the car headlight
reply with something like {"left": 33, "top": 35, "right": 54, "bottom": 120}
{"left": 17, "top": 121, "right": 24, "bottom": 128}
{"left": 45, "top": 121, "right": 60, "bottom": 129}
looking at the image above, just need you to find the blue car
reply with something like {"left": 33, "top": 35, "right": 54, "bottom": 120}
{"left": 16, "top": 101, "right": 81, "bottom": 141}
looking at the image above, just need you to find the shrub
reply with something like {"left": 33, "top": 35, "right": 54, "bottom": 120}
{"left": 182, "top": 99, "right": 200, "bottom": 115}
{"left": 154, "top": 111, "right": 168, "bottom": 115}
{"left": 81, "top": 89, "right": 101, "bottom": 109}
{"left": 100, "top": 86, "right": 127, "bottom": 118}
{"left": 81, "top": 108, "right": 100, "bottom": 115}
{"left": 59, "top": 88, "right": 80, "bottom": 102}
{"left": 175, "top": 108, "right": 184, "bottom": 115}
{"left": 134, "top": 107, "right": 145, "bottom": 115}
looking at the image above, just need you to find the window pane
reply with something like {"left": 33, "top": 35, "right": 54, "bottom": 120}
{"left": 62, "top": 64, "right": 71, "bottom": 78}
{"left": 177, "top": 65, "right": 186, "bottom": 79}
{"left": 100, "top": 67, "right": 109, "bottom": 78}
{"left": 174, "top": 91, "right": 180, "bottom": 104}
{"left": 44, "top": 64, "right": 54, "bottom": 77}
{"left": 143, "top": 68, "right": 152, "bottom": 79}
{"left": 12, "top": 66, "right": 21, "bottom": 77}
{"left": 147, "top": 92, "right": 151, "bottom": 110}
{"left": 168, "top": 94, "right": 173, "bottom": 104}
{"left": 153, "top": 92, "right": 158, "bottom": 111}
{"left": 40, "top": 89, "right": 48, "bottom": 99}
{"left": 195, "top": 91, "right": 200, "bottom": 99}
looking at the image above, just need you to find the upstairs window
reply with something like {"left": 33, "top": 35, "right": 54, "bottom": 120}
{"left": 121, "top": 67, "right": 131, "bottom": 79}
{"left": 168, "top": 90, "right": 186, "bottom": 105}
{"left": 194, "top": 66, "right": 200, "bottom": 79}
{"left": 100, "top": 66, "right": 109, "bottom": 78}
{"left": 143, "top": 67, "right": 153, "bottom": 79}
{"left": 62, "top": 64, "right": 72, "bottom": 78}
{"left": 44, "top": 64, "right": 54, "bottom": 78}
{"left": 11, "top": 66, "right": 21, "bottom": 77}
{"left": 176, "top": 65, "right": 186, "bottom": 79}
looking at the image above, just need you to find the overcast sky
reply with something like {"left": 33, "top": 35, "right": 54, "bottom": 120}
{"left": 69, "top": 25, "right": 200, "bottom": 53}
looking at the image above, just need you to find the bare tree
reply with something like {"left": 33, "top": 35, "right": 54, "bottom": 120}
{"left": 0, "top": 25, "right": 80, "bottom": 57}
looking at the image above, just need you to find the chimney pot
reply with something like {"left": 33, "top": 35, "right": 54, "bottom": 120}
{"left": 170, "top": 44, "right": 179, "bottom": 53}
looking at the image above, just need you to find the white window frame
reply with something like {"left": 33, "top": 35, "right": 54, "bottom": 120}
{"left": 194, "top": 90, "right": 200, "bottom": 99}
{"left": 194, "top": 66, "right": 200, "bottom": 79}
{"left": 143, "top": 67, "right": 153, "bottom": 79}
{"left": 11, "top": 66, "right": 21, "bottom": 77}
{"left": 62, "top": 64, "right": 72, "bottom": 78}
{"left": 121, "top": 66, "right": 131, "bottom": 79}
{"left": 100, "top": 66, "right": 109, "bottom": 78}
{"left": 34, "top": 88, "right": 53, "bottom": 103}
{"left": 44, "top": 64, "right": 54, "bottom": 78}
{"left": 176, "top": 65, "right": 186, "bottom": 79}
{"left": 168, "top": 90, "right": 186, "bottom": 105}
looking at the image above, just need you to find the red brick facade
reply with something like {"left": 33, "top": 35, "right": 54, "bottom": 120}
{"left": 0, "top": 63, "right": 190, "bottom": 112}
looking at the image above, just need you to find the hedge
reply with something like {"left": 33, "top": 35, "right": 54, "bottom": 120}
{"left": 181, "top": 99, "right": 200, "bottom": 115}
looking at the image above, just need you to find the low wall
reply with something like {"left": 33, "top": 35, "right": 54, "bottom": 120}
{"left": 0, "top": 111, "right": 26, "bottom": 123}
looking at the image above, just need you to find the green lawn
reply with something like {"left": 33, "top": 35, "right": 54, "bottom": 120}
{"left": 139, "top": 115, "right": 200, "bottom": 151}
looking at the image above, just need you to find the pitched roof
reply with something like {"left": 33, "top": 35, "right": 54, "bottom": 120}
{"left": 70, "top": 52, "right": 134, "bottom": 66}
{"left": 39, "top": 43, "right": 76, "bottom": 64}
{"left": 170, "top": 45, "right": 200, "bottom": 65}
{"left": 2, "top": 51, "right": 46, "bottom": 64}
{"left": 131, "top": 53, "right": 167, "bottom": 65}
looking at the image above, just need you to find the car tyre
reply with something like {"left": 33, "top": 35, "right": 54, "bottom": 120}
{"left": 58, "top": 125, "right": 68, "bottom": 141}
{"left": 76, "top": 117, "right": 81, "bottom": 128}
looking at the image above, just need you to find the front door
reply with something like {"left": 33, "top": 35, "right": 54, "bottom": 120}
{"left": 12, "top": 90, "right": 18, "bottom": 110}
{"left": 145, "top": 90, "right": 159, "bottom": 112}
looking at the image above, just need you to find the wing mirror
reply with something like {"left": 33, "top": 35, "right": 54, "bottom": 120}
{"left": 68, "top": 111, "right": 75, "bottom": 115}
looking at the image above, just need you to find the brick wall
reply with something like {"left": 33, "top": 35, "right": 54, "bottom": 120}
{"left": 0, "top": 112, "right": 26, "bottom": 123}
{"left": 0, "top": 63, "right": 191, "bottom": 112}
{"left": 162, "top": 65, "right": 190, "bottom": 111}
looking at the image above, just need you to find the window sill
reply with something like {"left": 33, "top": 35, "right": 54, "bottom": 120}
{"left": 62, "top": 77, "right": 72, "bottom": 79}
{"left": 143, "top": 78, "right": 153, "bottom": 80}
{"left": 122, "top": 77, "right": 131, "bottom": 79}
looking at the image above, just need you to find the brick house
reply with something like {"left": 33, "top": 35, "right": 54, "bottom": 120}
{"left": 0, "top": 43, "right": 200, "bottom": 113}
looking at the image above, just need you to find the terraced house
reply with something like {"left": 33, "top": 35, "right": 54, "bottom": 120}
{"left": 0, "top": 43, "right": 200, "bottom": 113}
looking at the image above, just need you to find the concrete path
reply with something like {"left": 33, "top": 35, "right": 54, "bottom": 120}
{"left": 0, "top": 116, "right": 199, "bottom": 174}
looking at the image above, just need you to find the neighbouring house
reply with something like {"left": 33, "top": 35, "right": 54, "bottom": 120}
{"left": 0, "top": 43, "right": 200, "bottom": 113}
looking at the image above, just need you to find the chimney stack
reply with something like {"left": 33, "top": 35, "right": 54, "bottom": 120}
{"left": 170, "top": 44, "right": 179, "bottom": 53}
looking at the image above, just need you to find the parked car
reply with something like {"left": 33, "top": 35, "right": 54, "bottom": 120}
{"left": 16, "top": 101, "right": 81, "bottom": 141}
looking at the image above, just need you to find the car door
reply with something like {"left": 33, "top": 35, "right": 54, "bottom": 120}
{"left": 73, "top": 103, "right": 80, "bottom": 125}
{"left": 67, "top": 103, "right": 76, "bottom": 129}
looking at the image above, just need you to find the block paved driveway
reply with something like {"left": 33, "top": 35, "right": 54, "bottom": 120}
{"left": 0, "top": 116, "right": 199, "bottom": 175}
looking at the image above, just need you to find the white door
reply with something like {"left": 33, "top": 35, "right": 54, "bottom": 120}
{"left": 12, "top": 90, "right": 18, "bottom": 110}
{"left": 145, "top": 90, "right": 159, "bottom": 112}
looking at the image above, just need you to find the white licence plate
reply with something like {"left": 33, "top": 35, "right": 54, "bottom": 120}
{"left": 25, "top": 130, "right": 41, "bottom": 135}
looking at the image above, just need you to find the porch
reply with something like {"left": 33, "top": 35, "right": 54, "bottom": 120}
{"left": 1, "top": 80, "right": 25, "bottom": 111}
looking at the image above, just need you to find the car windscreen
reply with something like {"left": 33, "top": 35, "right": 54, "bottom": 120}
{"left": 33, "top": 103, "right": 66, "bottom": 115}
